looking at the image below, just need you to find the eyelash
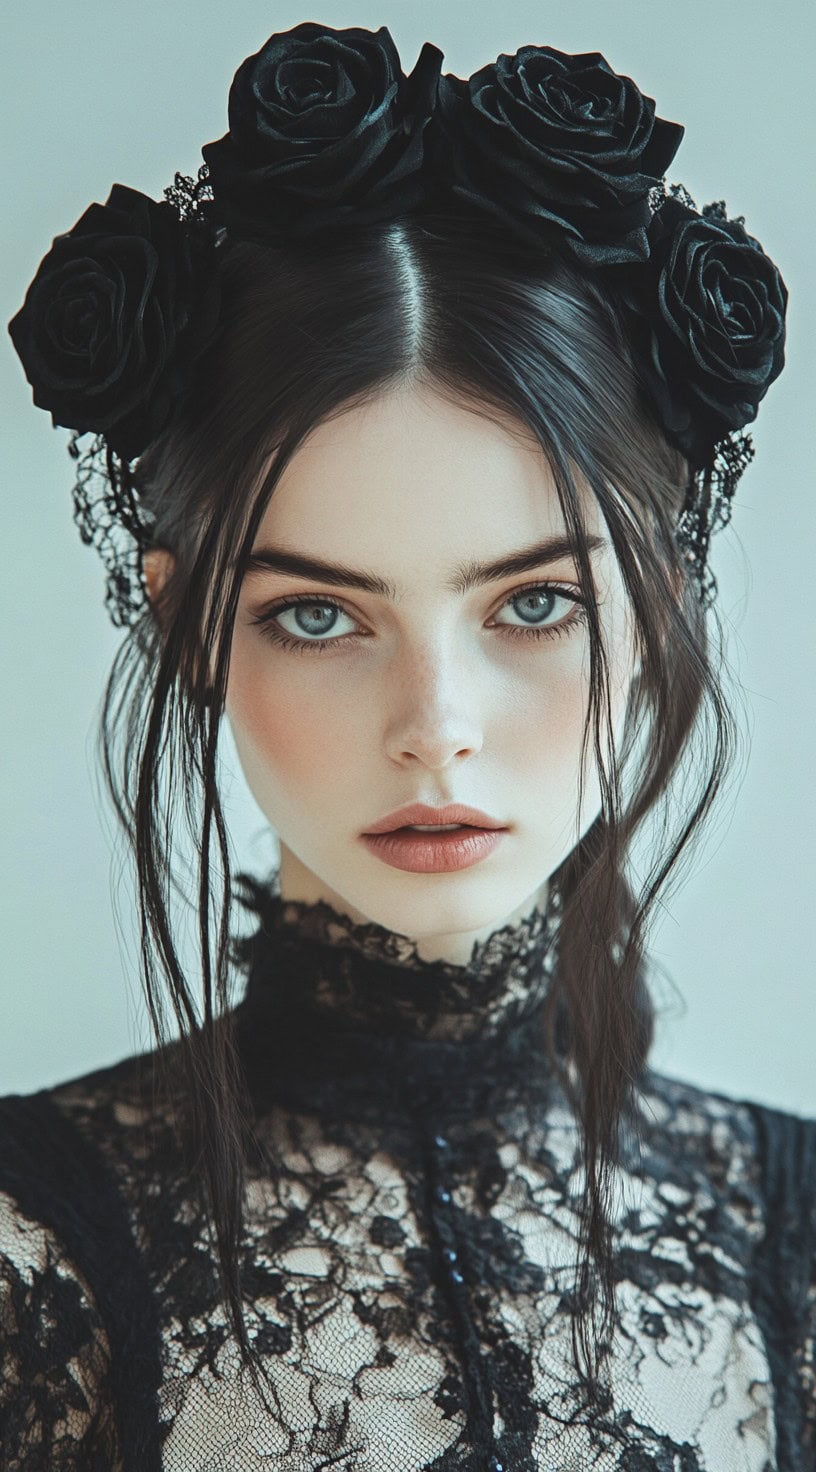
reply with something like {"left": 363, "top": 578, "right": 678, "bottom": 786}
{"left": 249, "top": 582, "right": 588, "bottom": 655}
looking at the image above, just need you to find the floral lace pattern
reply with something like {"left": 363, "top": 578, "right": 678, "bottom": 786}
{"left": 0, "top": 879, "right": 814, "bottom": 1469}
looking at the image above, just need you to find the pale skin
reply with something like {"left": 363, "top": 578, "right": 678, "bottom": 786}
{"left": 144, "top": 382, "right": 639, "bottom": 965}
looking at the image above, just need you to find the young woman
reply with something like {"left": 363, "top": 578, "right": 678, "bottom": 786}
{"left": 2, "top": 21, "right": 811, "bottom": 1471}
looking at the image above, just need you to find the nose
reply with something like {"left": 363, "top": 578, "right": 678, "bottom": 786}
{"left": 382, "top": 642, "right": 484, "bottom": 768}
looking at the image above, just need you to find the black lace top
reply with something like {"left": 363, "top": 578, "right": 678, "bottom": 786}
{"left": 0, "top": 877, "right": 814, "bottom": 1471}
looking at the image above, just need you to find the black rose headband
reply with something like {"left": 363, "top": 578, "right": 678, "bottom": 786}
{"left": 8, "top": 22, "right": 788, "bottom": 626}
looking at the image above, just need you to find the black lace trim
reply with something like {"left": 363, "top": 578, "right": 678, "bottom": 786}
{"left": 232, "top": 875, "right": 565, "bottom": 1125}
{"left": 231, "top": 872, "right": 562, "bottom": 1037}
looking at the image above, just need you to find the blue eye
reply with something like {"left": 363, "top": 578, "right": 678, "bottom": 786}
{"left": 249, "top": 582, "right": 588, "bottom": 655}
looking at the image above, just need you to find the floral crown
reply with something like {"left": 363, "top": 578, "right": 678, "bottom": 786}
{"left": 8, "top": 22, "right": 788, "bottom": 626}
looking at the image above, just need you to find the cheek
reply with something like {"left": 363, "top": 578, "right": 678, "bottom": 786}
{"left": 508, "top": 666, "right": 595, "bottom": 827}
{"left": 226, "top": 643, "right": 359, "bottom": 792}
{"left": 500, "top": 643, "right": 591, "bottom": 763}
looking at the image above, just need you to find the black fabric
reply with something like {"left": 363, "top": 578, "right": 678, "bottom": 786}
{"left": 1, "top": 882, "right": 814, "bottom": 1469}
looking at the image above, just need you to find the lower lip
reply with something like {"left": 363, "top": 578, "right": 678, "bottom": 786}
{"left": 360, "top": 826, "right": 508, "bottom": 873}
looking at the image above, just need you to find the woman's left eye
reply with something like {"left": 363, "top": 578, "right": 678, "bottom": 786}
{"left": 248, "top": 583, "right": 588, "bottom": 655}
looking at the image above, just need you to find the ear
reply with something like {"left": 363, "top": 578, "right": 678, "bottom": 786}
{"left": 142, "top": 546, "right": 176, "bottom": 608}
{"left": 142, "top": 546, "right": 217, "bottom": 700}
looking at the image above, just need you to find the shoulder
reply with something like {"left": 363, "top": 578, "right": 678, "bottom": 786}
{"left": 635, "top": 1065, "right": 816, "bottom": 1226}
{"left": 0, "top": 1040, "right": 178, "bottom": 1204}
{"left": 0, "top": 1036, "right": 191, "bottom": 1280}
{"left": 638, "top": 1064, "right": 816, "bottom": 1177}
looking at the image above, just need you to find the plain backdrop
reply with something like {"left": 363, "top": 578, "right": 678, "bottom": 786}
{"left": 1, "top": 0, "right": 814, "bottom": 1113}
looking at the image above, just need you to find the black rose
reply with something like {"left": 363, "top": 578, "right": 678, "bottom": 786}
{"left": 201, "top": 22, "right": 443, "bottom": 243}
{"left": 8, "top": 183, "right": 221, "bottom": 461}
{"left": 616, "top": 195, "right": 788, "bottom": 465}
{"left": 425, "top": 46, "right": 684, "bottom": 267}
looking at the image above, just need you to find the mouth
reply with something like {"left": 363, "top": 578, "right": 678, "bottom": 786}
{"left": 360, "top": 823, "right": 508, "bottom": 874}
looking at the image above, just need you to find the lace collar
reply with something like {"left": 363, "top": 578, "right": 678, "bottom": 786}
{"left": 231, "top": 872, "right": 564, "bottom": 1120}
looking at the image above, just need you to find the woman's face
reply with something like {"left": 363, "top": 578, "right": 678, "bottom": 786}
{"left": 151, "top": 383, "right": 639, "bottom": 964}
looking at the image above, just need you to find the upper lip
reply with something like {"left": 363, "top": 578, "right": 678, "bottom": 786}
{"left": 363, "top": 803, "right": 507, "bottom": 835}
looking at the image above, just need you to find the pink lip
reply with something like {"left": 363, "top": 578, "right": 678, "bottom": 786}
{"left": 364, "top": 802, "right": 506, "bottom": 835}
{"left": 360, "top": 826, "right": 507, "bottom": 874}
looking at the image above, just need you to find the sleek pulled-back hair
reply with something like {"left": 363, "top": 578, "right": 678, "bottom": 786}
{"left": 101, "top": 205, "right": 735, "bottom": 1402}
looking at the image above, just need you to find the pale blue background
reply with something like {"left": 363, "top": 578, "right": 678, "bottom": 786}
{"left": 2, "top": 1, "right": 814, "bottom": 1112}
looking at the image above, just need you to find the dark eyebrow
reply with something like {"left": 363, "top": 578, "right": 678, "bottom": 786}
{"left": 242, "top": 533, "right": 607, "bottom": 598}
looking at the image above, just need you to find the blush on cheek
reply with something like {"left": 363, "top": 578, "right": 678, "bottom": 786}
{"left": 227, "top": 652, "right": 356, "bottom": 799}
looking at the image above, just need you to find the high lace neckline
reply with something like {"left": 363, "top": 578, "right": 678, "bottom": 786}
{"left": 231, "top": 872, "right": 565, "bottom": 1122}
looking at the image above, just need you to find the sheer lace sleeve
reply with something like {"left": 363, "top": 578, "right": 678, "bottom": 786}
{"left": 0, "top": 1191, "right": 120, "bottom": 1469}
{"left": 743, "top": 1100, "right": 816, "bottom": 1468}
{"left": 0, "top": 1090, "right": 163, "bottom": 1472}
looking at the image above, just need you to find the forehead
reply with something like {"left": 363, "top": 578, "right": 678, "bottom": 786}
{"left": 254, "top": 383, "right": 606, "bottom": 556}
